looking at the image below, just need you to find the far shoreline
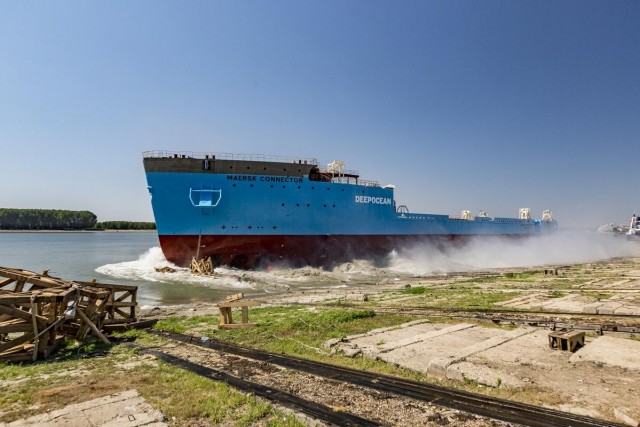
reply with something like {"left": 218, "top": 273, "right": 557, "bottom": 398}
{"left": 0, "top": 229, "right": 157, "bottom": 233}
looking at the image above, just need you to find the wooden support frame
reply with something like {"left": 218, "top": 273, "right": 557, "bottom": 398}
{"left": 79, "top": 281, "right": 138, "bottom": 324}
{"left": 216, "top": 293, "right": 262, "bottom": 329}
{"left": 548, "top": 329, "right": 585, "bottom": 352}
{"left": 0, "top": 288, "right": 75, "bottom": 362}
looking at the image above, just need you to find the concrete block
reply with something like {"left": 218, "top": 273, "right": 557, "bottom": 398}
{"left": 614, "top": 408, "right": 639, "bottom": 427}
{"left": 426, "top": 327, "right": 535, "bottom": 379}
{"left": 581, "top": 303, "right": 602, "bottom": 314}
{"left": 613, "top": 306, "right": 640, "bottom": 316}
{"left": 6, "top": 390, "right": 167, "bottom": 427}
{"left": 427, "top": 355, "right": 455, "bottom": 379}
{"left": 377, "top": 323, "right": 475, "bottom": 353}
{"left": 323, "top": 337, "right": 343, "bottom": 349}
{"left": 337, "top": 345, "right": 362, "bottom": 357}
{"left": 598, "top": 303, "right": 624, "bottom": 315}
{"left": 360, "top": 347, "right": 380, "bottom": 361}
{"left": 570, "top": 336, "right": 640, "bottom": 370}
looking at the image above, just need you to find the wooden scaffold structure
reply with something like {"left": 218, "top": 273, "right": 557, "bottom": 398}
{"left": 190, "top": 256, "right": 215, "bottom": 275}
{"left": 0, "top": 267, "right": 139, "bottom": 362}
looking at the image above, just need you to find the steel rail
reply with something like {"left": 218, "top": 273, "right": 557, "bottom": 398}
{"left": 363, "top": 307, "right": 640, "bottom": 334}
{"left": 293, "top": 302, "right": 640, "bottom": 333}
{"left": 312, "top": 303, "right": 640, "bottom": 319}
{"left": 128, "top": 344, "right": 380, "bottom": 427}
{"left": 148, "top": 330, "right": 625, "bottom": 427}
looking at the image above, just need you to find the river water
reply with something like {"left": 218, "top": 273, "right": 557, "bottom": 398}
{"left": 1, "top": 230, "right": 638, "bottom": 307}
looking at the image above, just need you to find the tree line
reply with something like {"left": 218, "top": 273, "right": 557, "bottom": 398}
{"left": 0, "top": 209, "right": 155, "bottom": 230}
{"left": 94, "top": 221, "right": 156, "bottom": 230}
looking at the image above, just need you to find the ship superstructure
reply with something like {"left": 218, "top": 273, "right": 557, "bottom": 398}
{"left": 627, "top": 215, "right": 640, "bottom": 240}
{"left": 144, "top": 151, "right": 557, "bottom": 268}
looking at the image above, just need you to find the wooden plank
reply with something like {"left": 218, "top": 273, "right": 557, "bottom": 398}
{"left": 31, "top": 301, "right": 39, "bottom": 361}
{"left": 114, "top": 307, "right": 135, "bottom": 319}
{"left": 225, "top": 292, "right": 244, "bottom": 302}
{"left": 115, "top": 292, "right": 133, "bottom": 303}
{"left": 0, "top": 332, "right": 34, "bottom": 354}
{"left": 217, "top": 300, "right": 262, "bottom": 308}
{"left": 130, "top": 291, "right": 137, "bottom": 320}
{"left": 0, "top": 322, "right": 32, "bottom": 333}
{"left": 0, "top": 269, "right": 71, "bottom": 289}
{"left": 81, "top": 282, "right": 138, "bottom": 292}
{"left": 76, "top": 309, "right": 111, "bottom": 345}
{"left": 0, "top": 344, "right": 37, "bottom": 362}
{"left": 0, "top": 295, "right": 59, "bottom": 305}
{"left": 0, "top": 278, "right": 14, "bottom": 288}
{"left": 219, "top": 307, "right": 232, "bottom": 325}
{"left": 111, "top": 301, "right": 136, "bottom": 308}
{"left": 14, "top": 279, "right": 26, "bottom": 292}
{"left": 0, "top": 352, "right": 35, "bottom": 362}
{"left": 0, "top": 304, "right": 48, "bottom": 324}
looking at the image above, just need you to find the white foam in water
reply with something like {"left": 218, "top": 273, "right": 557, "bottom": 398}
{"left": 388, "top": 231, "right": 640, "bottom": 275}
{"left": 96, "top": 233, "right": 640, "bottom": 290}
{"left": 96, "top": 247, "right": 255, "bottom": 289}
{"left": 96, "top": 247, "right": 172, "bottom": 281}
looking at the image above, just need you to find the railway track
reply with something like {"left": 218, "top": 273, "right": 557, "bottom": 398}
{"left": 308, "top": 303, "right": 640, "bottom": 334}
{"left": 145, "top": 329, "right": 625, "bottom": 427}
{"left": 129, "top": 344, "right": 380, "bottom": 426}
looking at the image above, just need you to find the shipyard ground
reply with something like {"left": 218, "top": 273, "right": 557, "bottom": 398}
{"left": 3, "top": 256, "right": 640, "bottom": 426}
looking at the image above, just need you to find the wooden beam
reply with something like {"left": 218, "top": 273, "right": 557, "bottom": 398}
{"left": 217, "top": 300, "right": 262, "bottom": 308}
{"left": 76, "top": 309, "right": 111, "bottom": 345}
{"left": 0, "top": 278, "right": 14, "bottom": 288}
{"left": 0, "top": 304, "right": 48, "bottom": 324}
{"left": 0, "top": 322, "right": 32, "bottom": 333}
{"left": 0, "top": 332, "right": 34, "bottom": 354}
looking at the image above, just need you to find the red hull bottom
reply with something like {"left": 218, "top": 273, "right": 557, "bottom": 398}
{"left": 158, "top": 234, "right": 524, "bottom": 269}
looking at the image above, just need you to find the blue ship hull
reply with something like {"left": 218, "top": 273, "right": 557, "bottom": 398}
{"left": 144, "top": 152, "right": 557, "bottom": 268}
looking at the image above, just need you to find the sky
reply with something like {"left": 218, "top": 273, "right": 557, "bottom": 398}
{"left": 0, "top": 0, "right": 638, "bottom": 228}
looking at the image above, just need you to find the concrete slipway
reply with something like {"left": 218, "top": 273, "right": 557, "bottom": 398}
{"left": 327, "top": 320, "right": 640, "bottom": 425}
{"left": 2, "top": 390, "right": 167, "bottom": 427}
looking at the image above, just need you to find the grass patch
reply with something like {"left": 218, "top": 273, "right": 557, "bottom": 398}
{"left": 158, "top": 307, "right": 406, "bottom": 358}
{"left": 399, "top": 287, "right": 521, "bottom": 309}
{"left": 581, "top": 291, "right": 612, "bottom": 300}
{"left": 548, "top": 290, "right": 567, "bottom": 298}
{"left": 460, "top": 271, "right": 542, "bottom": 284}
{"left": 156, "top": 306, "right": 427, "bottom": 379}
{"left": 0, "top": 335, "right": 305, "bottom": 426}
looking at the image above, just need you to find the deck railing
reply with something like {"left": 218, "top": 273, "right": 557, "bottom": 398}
{"left": 143, "top": 150, "right": 318, "bottom": 165}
